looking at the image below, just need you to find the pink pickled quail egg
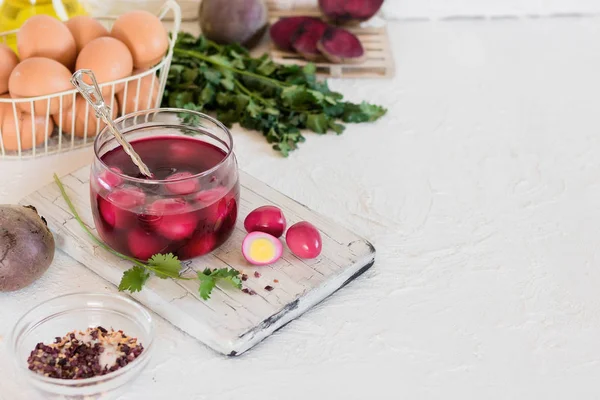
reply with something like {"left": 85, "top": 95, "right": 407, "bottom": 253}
{"left": 180, "top": 232, "right": 217, "bottom": 259}
{"left": 244, "top": 205, "right": 286, "bottom": 238}
{"left": 286, "top": 221, "right": 322, "bottom": 259}
{"left": 148, "top": 198, "right": 198, "bottom": 241}
{"left": 194, "top": 186, "right": 228, "bottom": 206}
{"left": 242, "top": 232, "right": 283, "bottom": 266}
{"left": 98, "top": 167, "right": 124, "bottom": 190}
{"left": 98, "top": 187, "right": 145, "bottom": 229}
{"left": 128, "top": 228, "right": 166, "bottom": 261}
{"left": 165, "top": 171, "right": 200, "bottom": 195}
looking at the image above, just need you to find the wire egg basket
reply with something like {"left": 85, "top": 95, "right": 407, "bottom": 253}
{"left": 0, "top": 0, "right": 181, "bottom": 159}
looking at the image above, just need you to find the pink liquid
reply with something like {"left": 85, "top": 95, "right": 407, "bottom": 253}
{"left": 90, "top": 136, "right": 239, "bottom": 261}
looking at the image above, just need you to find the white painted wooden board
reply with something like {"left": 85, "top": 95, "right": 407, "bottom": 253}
{"left": 19, "top": 166, "right": 375, "bottom": 356}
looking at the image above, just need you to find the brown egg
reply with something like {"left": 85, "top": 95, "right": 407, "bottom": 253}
{"left": 17, "top": 15, "right": 77, "bottom": 69}
{"left": 65, "top": 16, "right": 110, "bottom": 53}
{"left": 0, "top": 94, "right": 12, "bottom": 125}
{"left": 9, "top": 57, "right": 73, "bottom": 115}
{"left": 76, "top": 37, "right": 133, "bottom": 96}
{"left": 54, "top": 95, "right": 117, "bottom": 138}
{"left": 0, "top": 45, "right": 19, "bottom": 94}
{"left": 111, "top": 10, "right": 169, "bottom": 69}
{"left": 116, "top": 70, "right": 159, "bottom": 115}
{"left": 1, "top": 108, "right": 54, "bottom": 152}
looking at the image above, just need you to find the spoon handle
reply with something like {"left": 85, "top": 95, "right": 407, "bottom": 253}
{"left": 71, "top": 70, "right": 153, "bottom": 178}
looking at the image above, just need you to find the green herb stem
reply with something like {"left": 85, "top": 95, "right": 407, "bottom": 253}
{"left": 174, "top": 48, "right": 289, "bottom": 88}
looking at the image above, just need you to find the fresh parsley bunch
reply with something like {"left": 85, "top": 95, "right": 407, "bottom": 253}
{"left": 163, "top": 33, "right": 387, "bottom": 156}
{"left": 54, "top": 175, "right": 241, "bottom": 300}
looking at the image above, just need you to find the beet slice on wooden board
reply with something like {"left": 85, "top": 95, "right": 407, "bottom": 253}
{"left": 317, "top": 26, "right": 365, "bottom": 64}
{"left": 270, "top": 16, "right": 320, "bottom": 51}
{"left": 291, "top": 18, "right": 329, "bottom": 60}
{"left": 319, "top": 0, "right": 385, "bottom": 24}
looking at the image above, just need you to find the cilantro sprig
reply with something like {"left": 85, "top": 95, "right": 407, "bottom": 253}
{"left": 163, "top": 32, "right": 387, "bottom": 156}
{"left": 197, "top": 268, "right": 243, "bottom": 300}
{"left": 54, "top": 174, "right": 241, "bottom": 300}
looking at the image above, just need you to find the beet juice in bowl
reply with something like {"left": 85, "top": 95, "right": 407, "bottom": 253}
{"left": 90, "top": 108, "right": 240, "bottom": 261}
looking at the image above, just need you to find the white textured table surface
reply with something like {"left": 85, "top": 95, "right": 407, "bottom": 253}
{"left": 3, "top": 17, "right": 600, "bottom": 399}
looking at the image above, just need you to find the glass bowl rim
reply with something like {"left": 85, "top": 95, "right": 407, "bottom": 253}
{"left": 93, "top": 107, "right": 235, "bottom": 186}
{"left": 10, "top": 291, "right": 155, "bottom": 387}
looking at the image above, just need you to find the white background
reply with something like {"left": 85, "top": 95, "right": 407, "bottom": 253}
{"left": 381, "top": 0, "right": 600, "bottom": 19}
{"left": 283, "top": 0, "right": 600, "bottom": 18}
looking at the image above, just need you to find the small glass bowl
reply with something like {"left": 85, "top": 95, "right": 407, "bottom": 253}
{"left": 10, "top": 292, "right": 154, "bottom": 400}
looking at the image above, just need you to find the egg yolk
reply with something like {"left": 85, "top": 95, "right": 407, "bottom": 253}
{"left": 249, "top": 238, "right": 276, "bottom": 262}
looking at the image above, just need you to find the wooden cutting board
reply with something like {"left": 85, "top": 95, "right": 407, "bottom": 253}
{"left": 20, "top": 166, "right": 375, "bottom": 356}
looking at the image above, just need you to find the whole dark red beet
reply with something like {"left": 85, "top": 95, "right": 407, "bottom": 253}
{"left": 200, "top": 0, "right": 268, "bottom": 48}
{"left": 0, "top": 205, "right": 54, "bottom": 292}
{"left": 319, "top": 0, "right": 385, "bottom": 25}
{"left": 318, "top": 26, "right": 365, "bottom": 64}
{"left": 291, "top": 19, "right": 328, "bottom": 61}
{"left": 270, "top": 16, "right": 320, "bottom": 51}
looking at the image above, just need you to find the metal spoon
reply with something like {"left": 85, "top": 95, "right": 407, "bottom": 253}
{"left": 71, "top": 70, "right": 153, "bottom": 178}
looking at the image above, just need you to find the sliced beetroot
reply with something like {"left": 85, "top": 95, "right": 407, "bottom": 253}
{"left": 319, "top": 0, "right": 384, "bottom": 24}
{"left": 270, "top": 16, "right": 320, "bottom": 51}
{"left": 318, "top": 26, "right": 365, "bottom": 64}
{"left": 291, "top": 18, "right": 328, "bottom": 61}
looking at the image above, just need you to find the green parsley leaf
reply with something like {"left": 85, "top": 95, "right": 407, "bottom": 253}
{"left": 197, "top": 271, "right": 217, "bottom": 300}
{"left": 303, "top": 63, "right": 316, "bottom": 75}
{"left": 200, "top": 84, "right": 215, "bottom": 103}
{"left": 182, "top": 68, "right": 199, "bottom": 83}
{"left": 220, "top": 77, "right": 235, "bottom": 91}
{"left": 281, "top": 86, "right": 315, "bottom": 108}
{"left": 202, "top": 68, "right": 221, "bottom": 85}
{"left": 169, "top": 91, "right": 194, "bottom": 108}
{"left": 196, "top": 267, "right": 242, "bottom": 300}
{"left": 148, "top": 253, "right": 182, "bottom": 279}
{"left": 246, "top": 100, "right": 261, "bottom": 118}
{"left": 119, "top": 266, "right": 150, "bottom": 293}
{"left": 307, "top": 113, "right": 329, "bottom": 134}
{"left": 211, "top": 268, "right": 243, "bottom": 289}
{"left": 329, "top": 121, "right": 346, "bottom": 134}
{"left": 342, "top": 102, "right": 388, "bottom": 123}
{"left": 257, "top": 58, "right": 277, "bottom": 76}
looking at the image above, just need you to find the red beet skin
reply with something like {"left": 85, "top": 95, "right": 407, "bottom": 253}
{"left": 318, "top": 26, "right": 365, "bottom": 64}
{"left": 270, "top": 16, "right": 320, "bottom": 51}
{"left": 319, "top": 0, "right": 384, "bottom": 24}
{"left": 291, "top": 19, "right": 328, "bottom": 60}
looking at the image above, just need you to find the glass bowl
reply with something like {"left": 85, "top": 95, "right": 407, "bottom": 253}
{"left": 10, "top": 292, "right": 155, "bottom": 400}
{"left": 90, "top": 108, "right": 240, "bottom": 261}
